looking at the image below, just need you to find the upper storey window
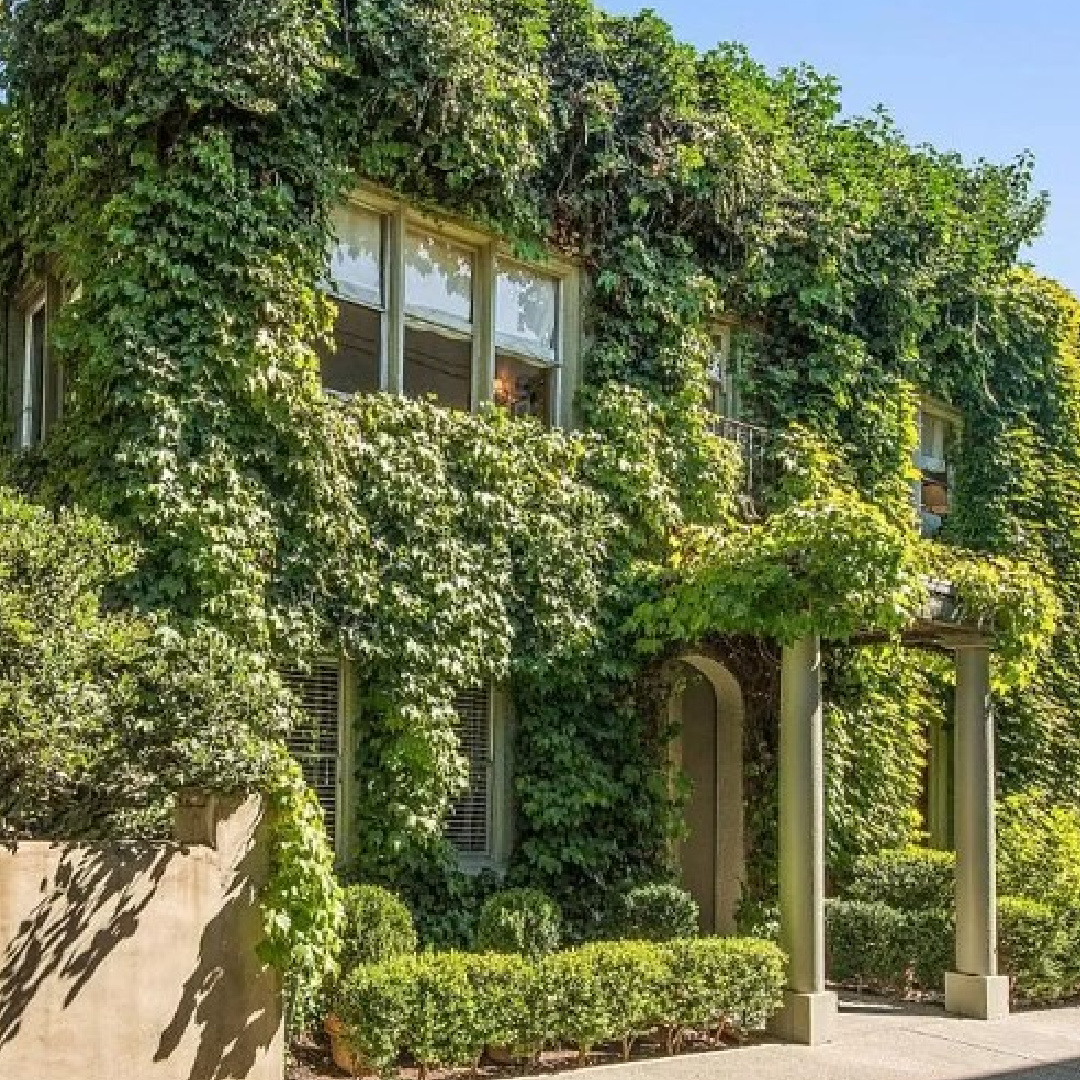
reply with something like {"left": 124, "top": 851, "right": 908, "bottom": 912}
{"left": 706, "top": 322, "right": 762, "bottom": 423}
{"left": 706, "top": 325, "right": 741, "bottom": 421}
{"left": 321, "top": 196, "right": 579, "bottom": 426}
{"left": 915, "top": 401, "right": 959, "bottom": 537}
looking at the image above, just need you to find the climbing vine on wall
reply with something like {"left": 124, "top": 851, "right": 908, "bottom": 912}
{"left": 0, "top": 0, "right": 1071, "bottom": 960}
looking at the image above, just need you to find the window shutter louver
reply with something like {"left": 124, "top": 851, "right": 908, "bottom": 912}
{"left": 446, "top": 685, "right": 493, "bottom": 855}
{"left": 282, "top": 663, "right": 341, "bottom": 848}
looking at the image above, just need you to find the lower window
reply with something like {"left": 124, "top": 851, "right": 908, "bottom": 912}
{"left": 446, "top": 683, "right": 511, "bottom": 866}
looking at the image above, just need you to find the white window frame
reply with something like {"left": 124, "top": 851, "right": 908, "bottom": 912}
{"left": 18, "top": 289, "right": 48, "bottom": 449}
{"left": 325, "top": 188, "right": 581, "bottom": 428}
{"left": 914, "top": 397, "right": 961, "bottom": 537}
{"left": 447, "top": 683, "right": 514, "bottom": 872}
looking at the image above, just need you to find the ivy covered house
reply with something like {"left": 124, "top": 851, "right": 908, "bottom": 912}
{"left": 2, "top": 0, "right": 1077, "bottom": 1044}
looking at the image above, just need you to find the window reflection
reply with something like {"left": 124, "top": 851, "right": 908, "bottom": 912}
{"left": 404, "top": 326, "right": 472, "bottom": 411}
{"left": 329, "top": 207, "right": 383, "bottom": 307}
{"left": 405, "top": 231, "right": 473, "bottom": 330}
{"left": 495, "top": 266, "right": 557, "bottom": 361}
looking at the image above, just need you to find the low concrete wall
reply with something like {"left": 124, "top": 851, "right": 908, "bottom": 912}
{"left": 0, "top": 794, "right": 283, "bottom": 1080}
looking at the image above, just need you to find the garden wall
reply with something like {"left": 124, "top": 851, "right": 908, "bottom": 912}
{"left": 0, "top": 794, "right": 282, "bottom": 1080}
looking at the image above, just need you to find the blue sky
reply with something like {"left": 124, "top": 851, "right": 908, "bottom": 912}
{"left": 598, "top": 1, "right": 1080, "bottom": 295}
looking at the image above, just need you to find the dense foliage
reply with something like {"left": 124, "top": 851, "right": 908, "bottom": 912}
{"left": 1, "top": 0, "right": 1075, "bottom": 968}
{"left": 0, "top": 483, "right": 341, "bottom": 1014}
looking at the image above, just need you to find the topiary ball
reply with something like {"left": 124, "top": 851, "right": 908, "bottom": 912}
{"left": 616, "top": 882, "right": 700, "bottom": 941}
{"left": 473, "top": 887, "right": 561, "bottom": 957}
{"left": 339, "top": 884, "right": 418, "bottom": 972}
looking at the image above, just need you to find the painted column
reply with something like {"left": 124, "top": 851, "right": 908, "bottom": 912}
{"left": 945, "top": 644, "right": 1010, "bottom": 1019}
{"left": 772, "top": 634, "right": 835, "bottom": 1045}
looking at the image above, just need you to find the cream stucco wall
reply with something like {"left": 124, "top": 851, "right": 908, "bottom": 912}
{"left": 0, "top": 794, "right": 283, "bottom": 1080}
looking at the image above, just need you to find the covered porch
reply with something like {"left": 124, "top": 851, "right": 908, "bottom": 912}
{"left": 771, "top": 582, "right": 1007, "bottom": 1044}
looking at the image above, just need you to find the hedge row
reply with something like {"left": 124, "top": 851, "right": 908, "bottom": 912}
{"left": 829, "top": 841, "right": 1080, "bottom": 1003}
{"left": 333, "top": 937, "right": 786, "bottom": 1074}
{"left": 827, "top": 897, "right": 1080, "bottom": 1002}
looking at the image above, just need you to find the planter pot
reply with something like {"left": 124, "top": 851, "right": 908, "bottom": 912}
{"left": 486, "top": 1044, "right": 517, "bottom": 1066}
{"left": 325, "top": 1013, "right": 374, "bottom": 1077}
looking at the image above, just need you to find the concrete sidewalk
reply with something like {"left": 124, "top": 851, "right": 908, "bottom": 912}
{"left": 583, "top": 995, "right": 1080, "bottom": 1080}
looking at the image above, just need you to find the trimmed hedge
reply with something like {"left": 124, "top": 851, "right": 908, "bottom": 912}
{"left": 997, "top": 897, "right": 1069, "bottom": 1002}
{"left": 825, "top": 899, "right": 951, "bottom": 992}
{"left": 849, "top": 847, "right": 955, "bottom": 910}
{"left": 832, "top": 841, "right": 1080, "bottom": 1002}
{"left": 827, "top": 895, "right": 1080, "bottom": 1001}
{"left": 333, "top": 936, "right": 786, "bottom": 1072}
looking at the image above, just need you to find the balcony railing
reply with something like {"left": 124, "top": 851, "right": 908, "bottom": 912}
{"left": 708, "top": 415, "right": 773, "bottom": 515}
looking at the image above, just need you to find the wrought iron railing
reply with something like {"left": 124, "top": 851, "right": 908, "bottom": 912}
{"left": 708, "top": 415, "right": 773, "bottom": 515}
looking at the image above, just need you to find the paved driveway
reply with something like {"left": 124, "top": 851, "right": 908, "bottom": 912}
{"left": 582, "top": 995, "right": 1080, "bottom": 1080}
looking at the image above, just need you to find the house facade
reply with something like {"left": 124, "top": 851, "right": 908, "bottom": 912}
{"left": 2, "top": 0, "right": 1076, "bottom": 1044}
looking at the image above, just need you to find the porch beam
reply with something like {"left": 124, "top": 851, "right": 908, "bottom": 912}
{"left": 771, "top": 634, "right": 836, "bottom": 1045}
{"left": 945, "top": 644, "right": 1010, "bottom": 1019}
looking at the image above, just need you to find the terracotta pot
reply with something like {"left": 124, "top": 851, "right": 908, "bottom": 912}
{"left": 324, "top": 1013, "right": 374, "bottom": 1077}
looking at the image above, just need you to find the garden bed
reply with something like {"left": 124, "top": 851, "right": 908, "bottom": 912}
{"left": 289, "top": 1027, "right": 765, "bottom": 1080}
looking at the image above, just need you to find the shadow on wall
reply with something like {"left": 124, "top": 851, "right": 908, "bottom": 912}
{"left": 0, "top": 843, "right": 173, "bottom": 1046}
{"left": 0, "top": 797, "right": 282, "bottom": 1080}
{"left": 154, "top": 834, "right": 281, "bottom": 1080}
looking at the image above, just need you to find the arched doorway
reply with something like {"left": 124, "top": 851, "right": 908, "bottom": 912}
{"left": 670, "top": 655, "right": 745, "bottom": 934}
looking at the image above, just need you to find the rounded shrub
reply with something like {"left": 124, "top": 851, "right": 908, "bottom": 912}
{"left": 473, "top": 888, "right": 561, "bottom": 957}
{"left": 339, "top": 884, "right": 418, "bottom": 971}
{"left": 614, "top": 883, "right": 700, "bottom": 942}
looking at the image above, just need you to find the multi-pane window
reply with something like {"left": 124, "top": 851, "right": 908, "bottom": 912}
{"left": 320, "top": 207, "right": 382, "bottom": 396}
{"left": 20, "top": 296, "right": 47, "bottom": 447}
{"left": 915, "top": 403, "right": 958, "bottom": 537}
{"left": 323, "top": 199, "right": 575, "bottom": 425}
{"left": 446, "top": 684, "right": 511, "bottom": 866}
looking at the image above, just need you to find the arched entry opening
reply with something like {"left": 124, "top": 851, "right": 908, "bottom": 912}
{"left": 669, "top": 655, "right": 745, "bottom": 934}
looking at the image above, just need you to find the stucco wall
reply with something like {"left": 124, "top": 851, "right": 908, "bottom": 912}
{"left": 0, "top": 794, "right": 283, "bottom": 1080}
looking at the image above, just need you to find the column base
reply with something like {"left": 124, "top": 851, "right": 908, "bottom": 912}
{"left": 768, "top": 989, "right": 837, "bottom": 1045}
{"left": 944, "top": 973, "right": 1010, "bottom": 1020}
